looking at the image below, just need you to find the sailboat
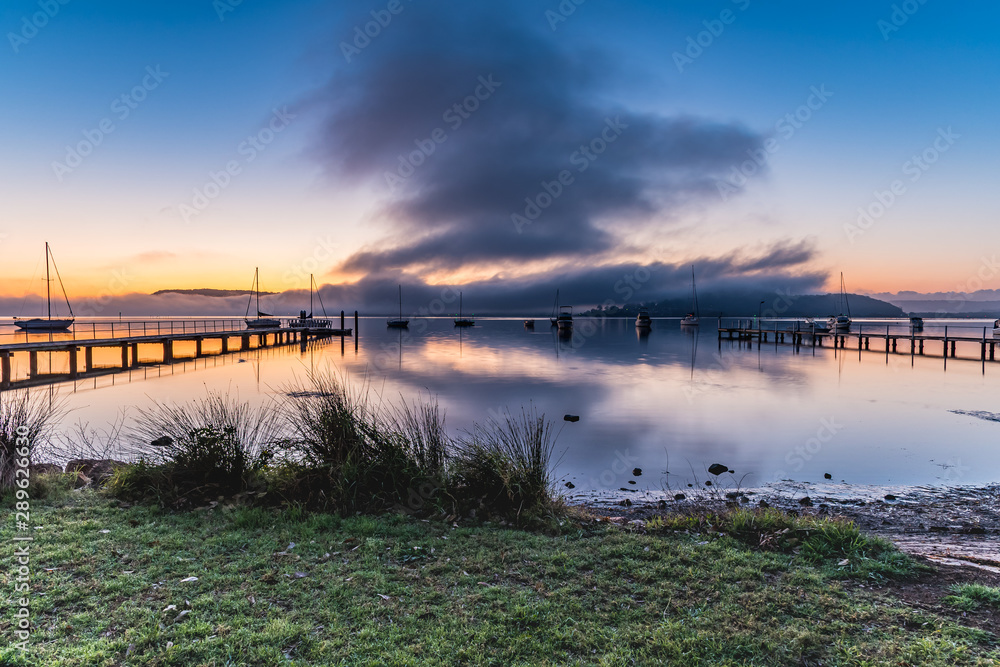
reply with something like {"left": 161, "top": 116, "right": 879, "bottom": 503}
{"left": 244, "top": 268, "right": 281, "bottom": 329}
{"left": 14, "top": 242, "right": 75, "bottom": 332}
{"left": 290, "top": 275, "right": 332, "bottom": 329}
{"left": 680, "top": 266, "right": 700, "bottom": 326}
{"left": 549, "top": 289, "right": 560, "bottom": 326}
{"left": 454, "top": 292, "right": 475, "bottom": 327}
{"left": 827, "top": 272, "right": 852, "bottom": 332}
{"left": 387, "top": 285, "right": 409, "bottom": 328}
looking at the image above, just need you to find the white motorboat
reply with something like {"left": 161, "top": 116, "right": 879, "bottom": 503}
{"left": 555, "top": 305, "right": 573, "bottom": 330}
{"left": 805, "top": 317, "right": 831, "bottom": 334}
{"left": 993, "top": 319, "right": 1000, "bottom": 338}
{"left": 14, "top": 242, "right": 75, "bottom": 332}
{"left": 635, "top": 309, "right": 652, "bottom": 329}
{"left": 909, "top": 316, "right": 924, "bottom": 331}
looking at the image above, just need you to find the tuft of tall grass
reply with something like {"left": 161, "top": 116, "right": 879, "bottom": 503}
{"left": 389, "top": 394, "right": 449, "bottom": 479}
{"left": 452, "top": 406, "right": 560, "bottom": 520}
{"left": 0, "top": 389, "right": 63, "bottom": 492}
{"left": 121, "top": 392, "right": 282, "bottom": 501}
{"left": 277, "top": 371, "right": 430, "bottom": 513}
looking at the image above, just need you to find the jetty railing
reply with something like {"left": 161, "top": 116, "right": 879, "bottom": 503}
{"left": 717, "top": 318, "right": 999, "bottom": 367}
{"left": 0, "top": 318, "right": 249, "bottom": 347}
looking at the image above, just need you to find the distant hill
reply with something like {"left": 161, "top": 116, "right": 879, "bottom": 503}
{"left": 152, "top": 289, "right": 274, "bottom": 298}
{"left": 583, "top": 293, "right": 904, "bottom": 318}
{"left": 890, "top": 300, "right": 1000, "bottom": 317}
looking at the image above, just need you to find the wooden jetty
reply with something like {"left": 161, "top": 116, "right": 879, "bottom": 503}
{"left": 717, "top": 320, "right": 998, "bottom": 364}
{"left": 0, "top": 313, "right": 359, "bottom": 390}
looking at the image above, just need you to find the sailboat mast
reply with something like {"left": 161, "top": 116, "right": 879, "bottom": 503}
{"left": 398, "top": 284, "right": 403, "bottom": 320}
{"left": 310, "top": 274, "right": 314, "bottom": 316}
{"left": 255, "top": 268, "right": 260, "bottom": 316}
{"left": 841, "top": 272, "right": 851, "bottom": 318}
{"left": 691, "top": 265, "right": 699, "bottom": 317}
{"left": 45, "top": 242, "right": 51, "bottom": 322}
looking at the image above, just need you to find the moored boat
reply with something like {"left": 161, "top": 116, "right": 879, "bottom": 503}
{"left": 805, "top": 317, "right": 831, "bottom": 334}
{"left": 635, "top": 309, "right": 651, "bottom": 328}
{"left": 14, "top": 242, "right": 75, "bottom": 332}
{"left": 827, "top": 272, "right": 852, "bottom": 332}
{"left": 387, "top": 285, "right": 409, "bottom": 328}
{"left": 679, "top": 266, "right": 700, "bottom": 326}
{"left": 910, "top": 316, "right": 924, "bottom": 331}
{"left": 454, "top": 292, "right": 475, "bottom": 327}
{"left": 245, "top": 268, "right": 281, "bottom": 329}
{"left": 993, "top": 319, "right": 1000, "bottom": 338}
{"left": 556, "top": 305, "right": 573, "bottom": 330}
{"left": 289, "top": 274, "right": 332, "bottom": 329}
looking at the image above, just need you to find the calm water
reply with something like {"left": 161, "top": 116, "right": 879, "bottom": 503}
{"left": 5, "top": 317, "right": 1000, "bottom": 492}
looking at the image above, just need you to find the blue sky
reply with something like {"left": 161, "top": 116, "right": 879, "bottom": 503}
{"left": 2, "top": 0, "right": 998, "bottom": 311}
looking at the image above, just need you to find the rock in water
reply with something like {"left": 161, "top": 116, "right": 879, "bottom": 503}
{"left": 798, "top": 496, "right": 813, "bottom": 507}
{"left": 824, "top": 473, "right": 832, "bottom": 479}
{"left": 563, "top": 415, "right": 580, "bottom": 422}
{"left": 708, "top": 463, "right": 729, "bottom": 476}
{"left": 674, "top": 493, "right": 686, "bottom": 501}
{"left": 632, "top": 468, "right": 642, "bottom": 477}
{"left": 564, "top": 482, "right": 575, "bottom": 489}
{"left": 884, "top": 494, "right": 897, "bottom": 501}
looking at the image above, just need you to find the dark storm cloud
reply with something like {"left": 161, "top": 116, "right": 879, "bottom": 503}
{"left": 0, "top": 239, "right": 824, "bottom": 318}
{"left": 308, "top": 1, "right": 769, "bottom": 274}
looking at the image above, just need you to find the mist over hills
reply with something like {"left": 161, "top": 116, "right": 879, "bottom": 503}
{"left": 870, "top": 290, "right": 1000, "bottom": 317}
{"left": 586, "top": 293, "right": 903, "bottom": 319}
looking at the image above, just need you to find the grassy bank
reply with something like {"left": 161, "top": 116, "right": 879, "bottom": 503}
{"left": 1, "top": 491, "right": 997, "bottom": 666}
